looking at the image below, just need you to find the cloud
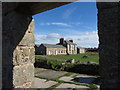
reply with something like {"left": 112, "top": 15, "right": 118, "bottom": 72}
{"left": 39, "top": 22, "right": 81, "bottom": 27}
{"left": 35, "top": 30, "right": 99, "bottom": 48}
{"left": 46, "top": 33, "right": 61, "bottom": 39}
{"left": 51, "top": 22, "right": 71, "bottom": 27}
{"left": 64, "top": 30, "right": 99, "bottom": 48}
{"left": 39, "top": 22, "right": 71, "bottom": 27}
{"left": 35, "top": 33, "right": 62, "bottom": 44}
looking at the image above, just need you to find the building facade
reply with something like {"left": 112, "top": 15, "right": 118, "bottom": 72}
{"left": 35, "top": 38, "right": 85, "bottom": 55}
{"left": 77, "top": 47, "right": 85, "bottom": 54}
{"left": 57, "top": 38, "right": 77, "bottom": 55}
{"left": 35, "top": 44, "right": 66, "bottom": 55}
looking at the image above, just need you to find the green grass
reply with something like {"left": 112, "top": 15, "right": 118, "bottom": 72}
{"left": 35, "top": 54, "right": 99, "bottom": 73}
{"left": 35, "top": 55, "right": 64, "bottom": 64}
{"left": 48, "top": 53, "right": 99, "bottom": 64}
{"left": 35, "top": 55, "right": 66, "bottom": 71}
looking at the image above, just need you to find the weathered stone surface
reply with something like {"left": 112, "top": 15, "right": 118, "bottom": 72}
{"left": 97, "top": 2, "right": 119, "bottom": 10}
{"left": 2, "top": 66, "right": 13, "bottom": 88}
{"left": 2, "top": 2, "right": 120, "bottom": 89}
{"left": 56, "top": 83, "right": 89, "bottom": 89}
{"left": 2, "top": 9, "right": 34, "bottom": 88}
{"left": 33, "top": 78, "right": 58, "bottom": 88}
{"left": 2, "top": 2, "right": 74, "bottom": 89}
{"left": 18, "top": 19, "right": 34, "bottom": 46}
{"left": 35, "top": 70, "right": 68, "bottom": 79}
{"left": 97, "top": 2, "right": 120, "bottom": 89}
{"left": 13, "top": 64, "right": 34, "bottom": 88}
{"left": 35, "top": 68, "right": 48, "bottom": 73}
{"left": 59, "top": 76, "right": 73, "bottom": 82}
{"left": 13, "top": 46, "right": 35, "bottom": 66}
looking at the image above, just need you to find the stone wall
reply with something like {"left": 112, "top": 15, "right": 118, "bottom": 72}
{"left": 2, "top": 3, "right": 35, "bottom": 88}
{"left": 2, "top": 2, "right": 120, "bottom": 89}
{"left": 97, "top": 2, "right": 120, "bottom": 89}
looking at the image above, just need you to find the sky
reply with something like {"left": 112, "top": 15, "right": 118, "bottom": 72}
{"left": 33, "top": 2, "right": 98, "bottom": 48}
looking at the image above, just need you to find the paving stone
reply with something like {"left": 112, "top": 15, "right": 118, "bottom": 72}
{"left": 59, "top": 76, "right": 74, "bottom": 82}
{"left": 35, "top": 70, "right": 68, "bottom": 79}
{"left": 33, "top": 78, "right": 58, "bottom": 88}
{"left": 35, "top": 68, "right": 48, "bottom": 73}
{"left": 59, "top": 74, "right": 100, "bottom": 88}
{"left": 56, "top": 83, "right": 89, "bottom": 89}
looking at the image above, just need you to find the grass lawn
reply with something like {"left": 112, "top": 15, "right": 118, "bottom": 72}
{"left": 48, "top": 53, "right": 99, "bottom": 64}
{"left": 35, "top": 53, "right": 99, "bottom": 74}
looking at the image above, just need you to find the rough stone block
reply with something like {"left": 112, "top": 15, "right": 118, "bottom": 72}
{"left": 13, "top": 46, "right": 35, "bottom": 66}
{"left": 18, "top": 19, "right": 34, "bottom": 46}
{"left": 13, "top": 64, "right": 34, "bottom": 88}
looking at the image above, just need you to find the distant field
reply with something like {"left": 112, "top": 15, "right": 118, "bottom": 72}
{"left": 48, "top": 53, "right": 99, "bottom": 64}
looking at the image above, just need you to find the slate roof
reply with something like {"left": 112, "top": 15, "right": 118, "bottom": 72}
{"left": 42, "top": 44, "right": 66, "bottom": 48}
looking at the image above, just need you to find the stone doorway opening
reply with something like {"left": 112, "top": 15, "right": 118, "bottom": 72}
{"left": 2, "top": 1, "right": 120, "bottom": 89}
{"left": 33, "top": 1, "right": 100, "bottom": 88}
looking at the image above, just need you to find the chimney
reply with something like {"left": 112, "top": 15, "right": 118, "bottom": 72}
{"left": 60, "top": 38, "right": 64, "bottom": 44}
{"left": 69, "top": 40, "right": 73, "bottom": 43}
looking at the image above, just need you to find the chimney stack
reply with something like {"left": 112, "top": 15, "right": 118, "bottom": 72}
{"left": 60, "top": 38, "right": 64, "bottom": 44}
{"left": 69, "top": 40, "right": 73, "bottom": 43}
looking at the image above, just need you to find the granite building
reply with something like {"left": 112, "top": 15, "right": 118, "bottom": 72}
{"left": 35, "top": 38, "right": 85, "bottom": 55}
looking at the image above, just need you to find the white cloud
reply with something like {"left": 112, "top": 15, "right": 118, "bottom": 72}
{"left": 39, "top": 22, "right": 81, "bottom": 27}
{"left": 64, "top": 30, "right": 99, "bottom": 48}
{"left": 35, "top": 33, "right": 62, "bottom": 44}
{"left": 84, "top": 32, "right": 89, "bottom": 35}
{"left": 46, "top": 33, "right": 61, "bottom": 39}
{"left": 35, "top": 31, "right": 99, "bottom": 48}
{"left": 51, "top": 22, "right": 71, "bottom": 27}
{"left": 39, "top": 22, "right": 71, "bottom": 27}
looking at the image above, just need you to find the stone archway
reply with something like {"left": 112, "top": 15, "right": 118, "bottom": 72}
{"left": 2, "top": 2, "right": 120, "bottom": 89}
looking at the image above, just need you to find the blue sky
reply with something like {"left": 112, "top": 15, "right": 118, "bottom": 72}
{"left": 33, "top": 2, "right": 98, "bottom": 48}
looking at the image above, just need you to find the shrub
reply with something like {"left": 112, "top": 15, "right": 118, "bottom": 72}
{"left": 35, "top": 56, "right": 99, "bottom": 75}
{"left": 82, "top": 55, "right": 89, "bottom": 58}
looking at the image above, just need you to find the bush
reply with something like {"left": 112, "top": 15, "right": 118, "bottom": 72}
{"left": 82, "top": 55, "right": 89, "bottom": 58}
{"left": 35, "top": 56, "right": 99, "bottom": 75}
{"left": 35, "top": 56, "right": 65, "bottom": 71}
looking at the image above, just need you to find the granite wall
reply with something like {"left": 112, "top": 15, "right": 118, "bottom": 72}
{"left": 2, "top": 2, "right": 120, "bottom": 89}
{"left": 2, "top": 4, "right": 35, "bottom": 88}
{"left": 97, "top": 2, "right": 120, "bottom": 89}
